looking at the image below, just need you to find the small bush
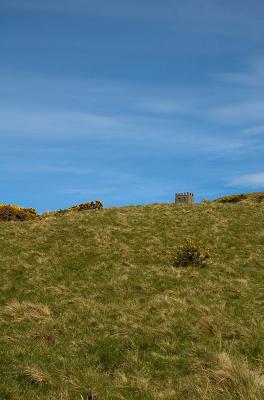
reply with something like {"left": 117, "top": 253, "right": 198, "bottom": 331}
{"left": 172, "top": 238, "right": 212, "bottom": 267}
{"left": 41, "top": 201, "right": 104, "bottom": 218}
{"left": 52, "top": 200, "right": 104, "bottom": 215}
{"left": 69, "top": 200, "right": 103, "bottom": 212}
{"left": 253, "top": 194, "right": 264, "bottom": 203}
{"left": 0, "top": 204, "right": 37, "bottom": 221}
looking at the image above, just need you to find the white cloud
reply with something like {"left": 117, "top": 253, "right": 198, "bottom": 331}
{"left": 228, "top": 173, "right": 264, "bottom": 188}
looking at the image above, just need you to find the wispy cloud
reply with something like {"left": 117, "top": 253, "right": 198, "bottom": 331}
{"left": 220, "top": 57, "right": 264, "bottom": 87}
{"left": 59, "top": 188, "right": 105, "bottom": 195}
{"left": 3, "top": 0, "right": 264, "bottom": 37}
{"left": 210, "top": 56, "right": 264, "bottom": 127}
{"left": 0, "top": 63, "right": 263, "bottom": 161}
{"left": 243, "top": 125, "right": 264, "bottom": 135}
{"left": 0, "top": 0, "right": 86, "bottom": 13}
{"left": 209, "top": 101, "right": 264, "bottom": 124}
{"left": 0, "top": 107, "right": 124, "bottom": 137}
{"left": 142, "top": 99, "right": 193, "bottom": 114}
{"left": 228, "top": 173, "right": 264, "bottom": 188}
{"left": 0, "top": 164, "right": 95, "bottom": 175}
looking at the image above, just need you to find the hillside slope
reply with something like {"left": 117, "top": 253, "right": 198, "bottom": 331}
{"left": 0, "top": 202, "right": 264, "bottom": 400}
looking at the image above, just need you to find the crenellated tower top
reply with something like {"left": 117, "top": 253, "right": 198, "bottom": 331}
{"left": 175, "top": 192, "right": 194, "bottom": 204}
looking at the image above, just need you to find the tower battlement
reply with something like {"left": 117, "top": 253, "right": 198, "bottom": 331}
{"left": 175, "top": 192, "right": 194, "bottom": 204}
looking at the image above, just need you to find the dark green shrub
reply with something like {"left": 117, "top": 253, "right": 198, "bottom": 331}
{"left": 253, "top": 194, "right": 264, "bottom": 203}
{"left": 172, "top": 238, "right": 212, "bottom": 267}
{"left": 217, "top": 194, "right": 247, "bottom": 203}
{"left": 0, "top": 205, "right": 37, "bottom": 221}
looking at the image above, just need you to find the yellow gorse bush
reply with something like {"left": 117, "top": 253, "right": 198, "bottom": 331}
{"left": 171, "top": 238, "right": 213, "bottom": 267}
{"left": 0, "top": 204, "right": 37, "bottom": 221}
{"left": 0, "top": 200, "right": 104, "bottom": 221}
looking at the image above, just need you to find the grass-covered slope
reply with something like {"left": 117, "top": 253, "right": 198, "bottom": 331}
{"left": 214, "top": 192, "right": 264, "bottom": 203}
{"left": 0, "top": 202, "right": 264, "bottom": 400}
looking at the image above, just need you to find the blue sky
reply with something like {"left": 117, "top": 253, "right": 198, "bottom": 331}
{"left": 1, "top": 0, "right": 264, "bottom": 211}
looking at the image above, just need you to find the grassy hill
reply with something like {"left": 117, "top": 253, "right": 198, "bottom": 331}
{"left": 0, "top": 199, "right": 264, "bottom": 400}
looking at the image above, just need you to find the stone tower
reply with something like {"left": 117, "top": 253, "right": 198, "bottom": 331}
{"left": 175, "top": 192, "right": 194, "bottom": 204}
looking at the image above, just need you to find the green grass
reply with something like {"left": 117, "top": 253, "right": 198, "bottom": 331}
{"left": 0, "top": 200, "right": 264, "bottom": 399}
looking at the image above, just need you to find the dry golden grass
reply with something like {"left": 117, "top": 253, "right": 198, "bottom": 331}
{"left": 210, "top": 352, "right": 264, "bottom": 400}
{"left": 3, "top": 301, "right": 52, "bottom": 322}
{"left": 31, "top": 331, "right": 58, "bottom": 346}
{"left": 22, "top": 366, "right": 49, "bottom": 385}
